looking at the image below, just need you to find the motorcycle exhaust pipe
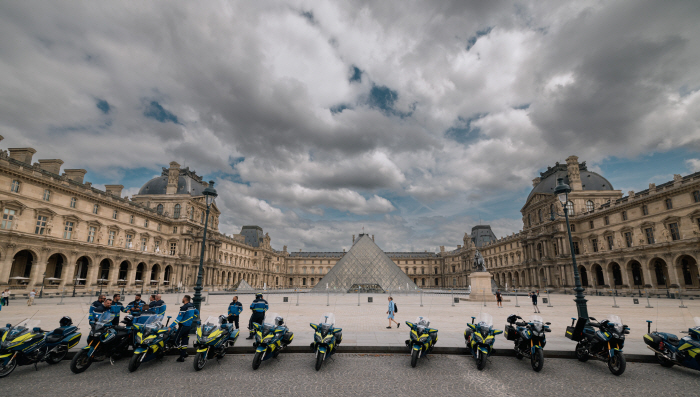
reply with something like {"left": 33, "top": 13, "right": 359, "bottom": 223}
{"left": 645, "top": 345, "right": 669, "bottom": 358}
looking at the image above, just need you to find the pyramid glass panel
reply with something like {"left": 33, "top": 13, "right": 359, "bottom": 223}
{"left": 234, "top": 279, "right": 254, "bottom": 291}
{"left": 312, "top": 235, "right": 418, "bottom": 292}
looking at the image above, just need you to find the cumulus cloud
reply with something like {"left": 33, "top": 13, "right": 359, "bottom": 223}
{"left": 1, "top": 0, "right": 699, "bottom": 250}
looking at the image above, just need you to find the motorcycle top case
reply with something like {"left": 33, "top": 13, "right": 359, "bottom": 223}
{"left": 565, "top": 317, "right": 587, "bottom": 342}
{"left": 505, "top": 324, "right": 518, "bottom": 341}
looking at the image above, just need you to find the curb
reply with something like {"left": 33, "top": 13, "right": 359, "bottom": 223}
{"left": 64, "top": 347, "right": 656, "bottom": 363}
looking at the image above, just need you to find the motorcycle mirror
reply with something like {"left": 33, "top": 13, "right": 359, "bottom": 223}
{"left": 589, "top": 317, "right": 597, "bottom": 321}
{"left": 5, "top": 323, "right": 10, "bottom": 328}
{"left": 545, "top": 322, "right": 551, "bottom": 325}
{"left": 545, "top": 329, "right": 551, "bottom": 332}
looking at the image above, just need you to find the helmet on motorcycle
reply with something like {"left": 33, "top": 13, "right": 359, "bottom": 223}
{"left": 255, "top": 293, "right": 263, "bottom": 299}
{"left": 122, "top": 315, "right": 134, "bottom": 326}
{"left": 507, "top": 314, "right": 518, "bottom": 324}
{"left": 59, "top": 316, "right": 73, "bottom": 327}
{"left": 275, "top": 316, "right": 284, "bottom": 326}
{"left": 219, "top": 315, "right": 228, "bottom": 324}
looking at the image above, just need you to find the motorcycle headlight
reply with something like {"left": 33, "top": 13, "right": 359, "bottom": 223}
{"left": 314, "top": 334, "right": 322, "bottom": 342}
{"left": 418, "top": 336, "right": 429, "bottom": 343}
{"left": 323, "top": 335, "right": 334, "bottom": 343}
{"left": 474, "top": 334, "right": 484, "bottom": 343}
{"left": 410, "top": 332, "right": 418, "bottom": 341}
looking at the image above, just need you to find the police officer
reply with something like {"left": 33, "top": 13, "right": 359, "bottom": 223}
{"left": 89, "top": 294, "right": 106, "bottom": 321}
{"left": 110, "top": 293, "right": 125, "bottom": 325}
{"left": 94, "top": 298, "right": 112, "bottom": 314}
{"left": 126, "top": 294, "right": 146, "bottom": 315}
{"left": 170, "top": 295, "right": 199, "bottom": 362}
{"left": 246, "top": 293, "right": 268, "bottom": 339}
{"left": 227, "top": 296, "right": 243, "bottom": 329}
{"left": 92, "top": 294, "right": 105, "bottom": 309}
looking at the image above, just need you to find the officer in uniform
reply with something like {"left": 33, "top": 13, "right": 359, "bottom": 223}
{"left": 110, "top": 293, "right": 125, "bottom": 326}
{"left": 246, "top": 293, "right": 268, "bottom": 339}
{"left": 227, "top": 296, "right": 243, "bottom": 329}
{"left": 170, "top": 295, "right": 199, "bottom": 362}
{"left": 126, "top": 294, "right": 146, "bottom": 316}
{"left": 89, "top": 295, "right": 106, "bottom": 321}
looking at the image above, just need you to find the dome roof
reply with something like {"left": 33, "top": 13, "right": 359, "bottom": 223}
{"left": 138, "top": 174, "right": 206, "bottom": 196}
{"left": 528, "top": 163, "right": 613, "bottom": 201}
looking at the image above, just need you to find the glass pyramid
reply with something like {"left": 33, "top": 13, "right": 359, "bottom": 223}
{"left": 312, "top": 234, "right": 418, "bottom": 293}
{"left": 234, "top": 279, "right": 254, "bottom": 291}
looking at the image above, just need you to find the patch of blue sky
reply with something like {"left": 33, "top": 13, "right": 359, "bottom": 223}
{"left": 367, "top": 84, "right": 413, "bottom": 118}
{"left": 466, "top": 26, "right": 493, "bottom": 51}
{"left": 349, "top": 66, "right": 362, "bottom": 83}
{"left": 143, "top": 100, "right": 180, "bottom": 124}
{"left": 444, "top": 113, "right": 488, "bottom": 144}
{"left": 87, "top": 166, "right": 159, "bottom": 188}
{"left": 330, "top": 104, "right": 350, "bottom": 114}
{"left": 96, "top": 99, "right": 110, "bottom": 114}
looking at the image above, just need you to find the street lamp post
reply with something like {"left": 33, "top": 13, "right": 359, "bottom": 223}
{"left": 551, "top": 178, "right": 589, "bottom": 319}
{"left": 192, "top": 181, "right": 218, "bottom": 312}
{"left": 39, "top": 270, "right": 47, "bottom": 298}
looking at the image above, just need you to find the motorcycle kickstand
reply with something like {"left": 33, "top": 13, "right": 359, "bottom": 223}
{"left": 34, "top": 361, "right": 39, "bottom": 371}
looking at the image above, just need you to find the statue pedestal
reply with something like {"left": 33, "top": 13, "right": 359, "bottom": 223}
{"left": 468, "top": 271, "right": 495, "bottom": 301}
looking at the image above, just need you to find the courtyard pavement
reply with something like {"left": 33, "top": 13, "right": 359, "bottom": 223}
{"left": 1, "top": 290, "right": 699, "bottom": 355}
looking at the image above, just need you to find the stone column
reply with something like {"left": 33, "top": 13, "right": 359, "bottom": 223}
{"left": 59, "top": 254, "right": 78, "bottom": 290}
{"left": 107, "top": 261, "right": 119, "bottom": 287}
{"left": 29, "top": 249, "right": 50, "bottom": 288}
{"left": 0, "top": 251, "right": 15, "bottom": 285}
{"left": 641, "top": 260, "right": 654, "bottom": 288}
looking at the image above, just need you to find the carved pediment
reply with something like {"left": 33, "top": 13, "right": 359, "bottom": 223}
{"left": 0, "top": 199, "right": 27, "bottom": 215}
{"left": 34, "top": 207, "right": 58, "bottom": 217}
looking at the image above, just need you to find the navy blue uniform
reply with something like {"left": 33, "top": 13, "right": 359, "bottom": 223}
{"left": 110, "top": 302, "right": 125, "bottom": 325}
{"left": 170, "top": 302, "right": 199, "bottom": 358}
{"left": 126, "top": 299, "right": 146, "bottom": 315}
{"left": 248, "top": 298, "right": 269, "bottom": 336}
{"left": 227, "top": 301, "right": 243, "bottom": 329}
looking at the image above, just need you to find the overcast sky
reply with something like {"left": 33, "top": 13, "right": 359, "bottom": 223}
{"left": 2, "top": 1, "right": 700, "bottom": 252}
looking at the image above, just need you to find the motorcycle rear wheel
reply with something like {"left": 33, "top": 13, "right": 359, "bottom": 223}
{"left": 193, "top": 352, "right": 207, "bottom": 371}
{"left": 315, "top": 351, "right": 324, "bottom": 371}
{"left": 655, "top": 353, "right": 674, "bottom": 368}
{"left": 252, "top": 351, "right": 263, "bottom": 370}
{"left": 46, "top": 345, "right": 68, "bottom": 364}
{"left": 608, "top": 351, "right": 626, "bottom": 376}
{"left": 0, "top": 358, "right": 17, "bottom": 378}
{"left": 575, "top": 342, "right": 589, "bottom": 362}
{"left": 128, "top": 353, "right": 144, "bottom": 372}
{"left": 410, "top": 349, "right": 419, "bottom": 368}
{"left": 476, "top": 351, "right": 486, "bottom": 370}
{"left": 531, "top": 348, "right": 544, "bottom": 372}
{"left": 70, "top": 350, "right": 92, "bottom": 374}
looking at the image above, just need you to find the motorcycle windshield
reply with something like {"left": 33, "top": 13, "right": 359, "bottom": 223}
{"left": 607, "top": 315, "right": 623, "bottom": 334}
{"left": 415, "top": 316, "right": 430, "bottom": 328}
{"left": 200, "top": 316, "right": 221, "bottom": 336}
{"left": 476, "top": 313, "right": 493, "bottom": 335}
{"left": 263, "top": 312, "right": 281, "bottom": 327}
{"left": 319, "top": 313, "right": 335, "bottom": 327}
{"left": 95, "top": 312, "right": 116, "bottom": 325}
{"left": 8, "top": 319, "right": 41, "bottom": 339}
{"left": 529, "top": 315, "right": 544, "bottom": 332}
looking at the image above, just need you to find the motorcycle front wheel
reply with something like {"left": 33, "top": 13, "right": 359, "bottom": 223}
{"left": 655, "top": 353, "right": 674, "bottom": 368}
{"left": 252, "top": 351, "right": 263, "bottom": 370}
{"left": 608, "top": 351, "right": 626, "bottom": 376}
{"left": 476, "top": 350, "right": 486, "bottom": 370}
{"left": 531, "top": 348, "right": 544, "bottom": 372}
{"left": 0, "top": 358, "right": 17, "bottom": 378}
{"left": 575, "top": 342, "right": 589, "bottom": 362}
{"left": 70, "top": 350, "right": 92, "bottom": 374}
{"left": 193, "top": 351, "right": 207, "bottom": 371}
{"left": 315, "top": 351, "right": 324, "bottom": 371}
{"left": 128, "top": 352, "right": 144, "bottom": 372}
{"left": 46, "top": 345, "right": 68, "bottom": 364}
{"left": 410, "top": 349, "right": 419, "bottom": 368}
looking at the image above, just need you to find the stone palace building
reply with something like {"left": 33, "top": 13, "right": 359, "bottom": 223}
{"left": 1, "top": 135, "right": 698, "bottom": 295}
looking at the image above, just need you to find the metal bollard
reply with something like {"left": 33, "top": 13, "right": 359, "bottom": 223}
{"left": 612, "top": 293, "right": 619, "bottom": 308}
{"left": 58, "top": 288, "right": 65, "bottom": 305}
{"left": 645, "top": 292, "right": 653, "bottom": 308}
{"left": 205, "top": 289, "right": 210, "bottom": 306}
{"left": 326, "top": 289, "right": 329, "bottom": 307}
{"left": 515, "top": 288, "right": 520, "bottom": 307}
{"left": 451, "top": 289, "right": 455, "bottom": 307}
{"left": 296, "top": 289, "right": 299, "bottom": 307}
{"left": 357, "top": 288, "right": 360, "bottom": 307}
{"left": 679, "top": 289, "right": 687, "bottom": 308}
{"left": 420, "top": 289, "right": 423, "bottom": 307}
{"left": 483, "top": 289, "right": 487, "bottom": 307}
{"left": 547, "top": 290, "right": 553, "bottom": 307}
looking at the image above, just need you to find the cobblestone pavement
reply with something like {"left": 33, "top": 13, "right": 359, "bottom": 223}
{"left": 2, "top": 353, "right": 699, "bottom": 396}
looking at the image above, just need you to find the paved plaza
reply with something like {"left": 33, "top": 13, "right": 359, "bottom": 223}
{"left": 2, "top": 353, "right": 699, "bottom": 396}
{"left": 1, "top": 290, "right": 699, "bottom": 355}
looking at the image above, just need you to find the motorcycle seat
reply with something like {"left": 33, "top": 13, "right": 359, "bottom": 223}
{"left": 46, "top": 333, "right": 63, "bottom": 344}
{"left": 667, "top": 337, "right": 680, "bottom": 346}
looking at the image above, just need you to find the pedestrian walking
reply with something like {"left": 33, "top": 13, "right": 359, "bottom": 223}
{"left": 496, "top": 290, "right": 503, "bottom": 308}
{"left": 1, "top": 289, "right": 7, "bottom": 306}
{"left": 530, "top": 291, "right": 540, "bottom": 313}
{"left": 386, "top": 297, "right": 400, "bottom": 329}
{"left": 227, "top": 296, "right": 243, "bottom": 329}
{"left": 27, "top": 289, "right": 36, "bottom": 306}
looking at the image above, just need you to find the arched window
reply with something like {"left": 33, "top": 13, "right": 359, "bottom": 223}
{"left": 173, "top": 204, "right": 181, "bottom": 219}
{"left": 156, "top": 204, "right": 164, "bottom": 215}
{"left": 586, "top": 200, "right": 594, "bottom": 212}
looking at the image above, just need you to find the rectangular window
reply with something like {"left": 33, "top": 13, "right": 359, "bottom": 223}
{"left": 4, "top": 209, "right": 17, "bottom": 229}
{"left": 173, "top": 226, "right": 177, "bottom": 233}
{"left": 70, "top": 197, "right": 77, "bottom": 208}
{"left": 126, "top": 234, "right": 132, "bottom": 248}
{"left": 34, "top": 215, "right": 47, "bottom": 234}
{"left": 63, "top": 221, "right": 74, "bottom": 239}
{"left": 645, "top": 228, "right": 655, "bottom": 244}
{"left": 141, "top": 237, "right": 147, "bottom": 251}
{"left": 694, "top": 191, "right": 700, "bottom": 203}
{"left": 129, "top": 215, "right": 134, "bottom": 224}
{"left": 624, "top": 231, "right": 633, "bottom": 248}
{"left": 591, "top": 239, "right": 598, "bottom": 253}
{"left": 589, "top": 220, "right": 594, "bottom": 229}
{"left": 157, "top": 223, "right": 161, "bottom": 231}
{"left": 144, "top": 219, "right": 149, "bottom": 228}
{"left": 93, "top": 204, "right": 99, "bottom": 214}
{"left": 170, "top": 242, "right": 177, "bottom": 255}
{"left": 669, "top": 223, "right": 680, "bottom": 241}
{"left": 572, "top": 241, "right": 580, "bottom": 255}
{"left": 10, "top": 180, "right": 20, "bottom": 193}
{"left": 113, "top": 210, "right": 118, "bottom": 219}
{"left": 87, "top": 226, "right": 96, "bottom": 243}
{"left": 606, "top": 235, "right": 614, "bottom": 250}
{"left": 604, "top": 216, "right": 609, "bottom": 226}
{"left": 108, "top": 230, "right": 115, "bottom": 246}
{"left": 622, "top": 211, "right": 627, "bottom": 221}
{"left": 43, "top": 189, "right": 51, "bottom": 201}
{"left": 665, "top": 199, "right": 673, "bottom": 210}
{"left": 642, "top": 205, "right": 649, "bottom": 215}
{"left": 570, "top": 224, "right": 576, "bottom": 232}
{"left": 155, "top": 240, "right": 160, "bottom": 253}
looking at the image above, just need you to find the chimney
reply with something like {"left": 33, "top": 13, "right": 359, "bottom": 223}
{"left": 166, "top": 161, "right": 180, "bottom": 194}
{"left": 532, "top": 177, "right": 541, "bottom": 187}
{"left": 283, "top": 245, "right": 287, "bottom": 252}
{"left": 8, "top": 148, "right": 37, "bottom": 164}
{"left": 565, "top": 155, "right": 583, "bottom": 191}
{"left": 372, "top": 235, "right": 375, "bottom": 242}
{"left": 105, "top": 184, "right": 124, "bottom": 197}
{"left": 628, "top": 190, "right": 634, "bottom": 198}
{"left": 457, "top": 245, "right": 462, "bottom": 249}
{"left": 63, "top": 169, "right": 87, "bottom": 184}
{"left": 37, "top": 159, "right": 63, "bottom": 175}
{"left": 352, "top": 235, "right": 355, "bottom": 243}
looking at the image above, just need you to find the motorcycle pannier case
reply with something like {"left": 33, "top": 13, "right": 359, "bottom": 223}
{"left": 505, "top": 324, "right": 518, "bottom": 341}
{"left": 282, "top": 331, "right": 294, "bottom": 345}
{"left": 643, "top": 333, "right": 663, "bottom": 350}
{"left": 565, "top": 317, "right": 587, "bottom": 342}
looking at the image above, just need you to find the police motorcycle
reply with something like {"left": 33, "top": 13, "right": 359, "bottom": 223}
{"left": 128, "top": 314, "right": 178, "bottom": 372}
{"left": 404, "top": 316, "right": 438, "bottom": 368}
{"left": 464, "top": 313, "right": 503, "bottom": 370}
{"left": 193, "top": 315, "right": 240, "bottom": 371}
{"left": 504, "top": 314, "right": 551, "bottom": 372}
{"left": 251, "top": 312, "right": 294, "bottom": 370}
{"left": 0, "top": 317, "right": 82, "bottom": 378}
{"left": 566, "top": 315, "right": 629, "bottom": 376}
{"left": 644, "top": 317, "right": 700, "bottom": 372}
{"left": 310, "top": 313, "right": 342, "bottom": 371}
{"left": 70, "top": 312, "right": 134, "bottom": 373}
